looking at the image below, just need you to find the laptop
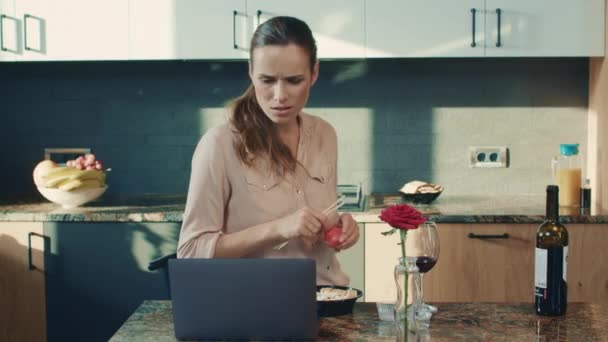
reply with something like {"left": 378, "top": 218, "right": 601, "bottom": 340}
{"left": 168, "top": 258, "right": 319, "bottom": 341}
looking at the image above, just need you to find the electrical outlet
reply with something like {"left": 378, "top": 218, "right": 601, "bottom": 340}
{"left": 469, "top": 146, "right": 509, "bottom": 168}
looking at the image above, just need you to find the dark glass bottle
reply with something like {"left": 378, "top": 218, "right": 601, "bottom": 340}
{"left": 535, "top": 185, "right": 569, "bottom": 316}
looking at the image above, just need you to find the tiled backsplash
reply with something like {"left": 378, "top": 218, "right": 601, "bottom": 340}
{"left": 0, "top": 58, "right": 588, "bottom": 197}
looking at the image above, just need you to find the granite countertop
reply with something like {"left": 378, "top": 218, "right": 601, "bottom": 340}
{"left": 0, "top": 194, "right": 186, "bottom": 222}
{"left": 109, "top": 301, "right": 608, "bottom": 341}
{"left": 1, "top": 193, "right": 608, "bottom": 224}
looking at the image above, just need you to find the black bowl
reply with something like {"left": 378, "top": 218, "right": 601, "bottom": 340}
{"left": 316, "top": 285, "right": 363, "bottom": 317}
{"left": 401, "top": 191, "right": 442, "bottom": 204}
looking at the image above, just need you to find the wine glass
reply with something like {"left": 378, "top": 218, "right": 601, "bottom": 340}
{"left": 405, "top": 221, "right": 440, "bottom": 314}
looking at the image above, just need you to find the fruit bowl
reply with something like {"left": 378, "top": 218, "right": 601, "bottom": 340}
{"left": 37, "top": 186, "right": 107, "bottom": 209}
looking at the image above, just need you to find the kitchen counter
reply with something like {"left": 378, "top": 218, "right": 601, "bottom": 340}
{"left": 0, "top": 194, "right": 186, "bottom": 222}
{"left": 109, "top": 301, "right": 608, "bottom": 341}
{"left": 2, "top": 193, "right": 608, "bottom": 224}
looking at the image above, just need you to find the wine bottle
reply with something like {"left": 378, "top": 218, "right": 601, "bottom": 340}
{"left": 535, "top": 185, "right": 569, "bottom": 316}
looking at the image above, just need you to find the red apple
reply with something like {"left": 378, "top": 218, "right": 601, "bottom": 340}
{"left": 324, "top": 227, "right": 342, "bottom": 249}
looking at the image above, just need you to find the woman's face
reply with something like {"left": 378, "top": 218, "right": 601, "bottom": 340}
{"left": 249, "top": 43, "right": 319, "bottom": 127}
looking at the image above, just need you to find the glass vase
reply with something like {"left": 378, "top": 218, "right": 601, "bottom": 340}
{"left": 394, "top": 257, "right": 421, "bottom": 337}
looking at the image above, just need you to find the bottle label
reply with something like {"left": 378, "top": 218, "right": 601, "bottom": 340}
{"left": 535, "top": 247, "right": 548, "bottom": 289}
{"left": 563, "top": 246, "right": 568, "bottom": 281}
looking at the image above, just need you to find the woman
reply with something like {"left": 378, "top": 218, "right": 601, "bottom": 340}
{"left": 177, "top": 16, "right": 359, "bottom": 286}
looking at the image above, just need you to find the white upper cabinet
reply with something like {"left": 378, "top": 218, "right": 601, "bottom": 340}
{"left": 129, "top": 0, "right": 248, "bottom": 60}
{"left": 366, "top": 0, "right": 485, "bottom": 58}
{"left": 0, "top": 0, "right": 18, "bottom": 61}
{"left": 247, "top": 0, "right": 365, "bottom": 59}
{"left": 485, "top": 0, "right": 605, "bottom": 57}
{"left": 15, "top": 0, "right": 128, "bottom": 61}
{"left": 367, "top": 0, "right": 604, "bottom": 58}
{"left": 1, "top": 0, "right": 605, "bottom": 61}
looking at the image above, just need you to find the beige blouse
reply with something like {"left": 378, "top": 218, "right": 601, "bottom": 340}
{"left": 177, "top": 112, "right": 349, "bottom": 286}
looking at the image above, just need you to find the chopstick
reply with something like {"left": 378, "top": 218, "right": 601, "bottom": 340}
{"left": 273, "top": 196, "right": 346, "bottom": 251}
{"left": 322, "top": 196, "right": 345, "bottom": 216}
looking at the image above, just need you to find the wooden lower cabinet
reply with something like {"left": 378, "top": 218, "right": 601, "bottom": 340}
{"left": 423, "top": 224, "right": 536, "bottom": 303}
{"left": 365, "top": 223, "right": 537, "bottom": 303}
{"left": 568, "top": 224, "right": 608, "bottom": 306}
{"left": 364, "top": 222, "right": 608, "bottom": 304}
{"left": 0, "top": 222, "right": 46, "bottom": 342}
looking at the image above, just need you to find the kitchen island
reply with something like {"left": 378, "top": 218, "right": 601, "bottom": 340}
{"left": 3, "top": 194, "right": 608, "bottom": 341}
{"left": 109, "top": 301, "right": 608, "bottom": 341}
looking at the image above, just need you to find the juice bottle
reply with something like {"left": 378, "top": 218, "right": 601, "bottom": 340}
{"left": 551, "top": 144, "right": 582, "bottom": 207}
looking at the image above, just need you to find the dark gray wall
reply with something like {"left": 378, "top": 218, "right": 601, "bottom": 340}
{"left": 0, "top": 58, "right": 588, "bottom": 197}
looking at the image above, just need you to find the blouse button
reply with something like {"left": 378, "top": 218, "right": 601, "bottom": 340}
{"left": 296, "top": 189, "right": 302, "bottom": 195}
{"left": 262, "top": 184, "right": 268, "bottom": 190}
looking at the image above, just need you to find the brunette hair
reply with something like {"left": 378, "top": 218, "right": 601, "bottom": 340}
{"left": 230, "top": 16, "right": 317, "bottom": 176}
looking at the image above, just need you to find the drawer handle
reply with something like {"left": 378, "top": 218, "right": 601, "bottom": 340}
{"left": 27, "top": 232, "right": 47, "bottom": 271}
{"left": 468, "top": 233, "right": 509, "bottom": 239}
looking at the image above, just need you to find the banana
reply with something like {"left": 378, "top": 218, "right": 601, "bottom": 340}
{"left": 45, "top": 175, "right": 74, "bottom": 188}
{"left": 58, "top": 179, "right": 102, "bottom": 191}
{"left": 71, "top": 169, "right": 105, "bottom": 184}
{"left": 43, "top": 168, "right": 81, "bottom": 188}
{"left": 42, "top": 167, "right": 106, "bottom": 188}
{"left": 42, "top": 166, "right": 79, "bottom": 179}
{"left": 58, "top": 179, "right": 83, "bottom": 191}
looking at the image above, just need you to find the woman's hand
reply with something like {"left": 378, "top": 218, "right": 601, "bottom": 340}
{"left": 333, "top": 213, "right": 359, "bottom": 251}
{"left": 276, "top": 207, "right": 326, "bottom": 247}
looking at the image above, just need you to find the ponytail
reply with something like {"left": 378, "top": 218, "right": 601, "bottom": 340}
{"left": 229, "top": 86, "right": 296, "bottom": 176}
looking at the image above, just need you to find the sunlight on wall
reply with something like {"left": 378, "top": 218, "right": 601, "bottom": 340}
{"left": 431, "top": 106, "right": 587, "bottom": 195}
{"left": 306, "top": 107, "right": 373, "bottom": 189}
{"left": 198, "top": 107, "right": 232, "bottom": 133}
{"left": 131, "top": 226, "right": 179, "bottom": 273}
{"left": 330, "top": 61, "right": 368, "bottom": 84}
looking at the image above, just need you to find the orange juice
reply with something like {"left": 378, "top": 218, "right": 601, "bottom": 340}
{"left": 556, "top": 168, "right": 581, "bottom": 207}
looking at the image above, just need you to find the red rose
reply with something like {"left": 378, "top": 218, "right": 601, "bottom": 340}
{"left": 379, "top": 204, "right": 427, "bottom": 230}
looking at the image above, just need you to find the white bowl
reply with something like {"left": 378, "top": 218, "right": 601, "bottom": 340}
{"left": 37, "top": 186, "right": 108, "bottom": 208}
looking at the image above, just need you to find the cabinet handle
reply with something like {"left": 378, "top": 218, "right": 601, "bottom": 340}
{"left": 495, "top": 8, "right": 502, "bottom": 47}
{"left": 468, "top": 233, "right": 509, "bottom": 239}
{"left": 232, "top": 10, "right": 238, "bottom": 49}
{"left": 27, "top": 232, "right": 47, "bottom": 271}
{"left": 256, "top": 10, "right": 262, "bottom": 27}
{"left": 470, "top": 9, "right": 477, "bottom": 47}
{"left": 0, "top": 14, "right": 7, "bottom": 51}
{"left": 23, "top": 13, "right": 33, "bottom": 51}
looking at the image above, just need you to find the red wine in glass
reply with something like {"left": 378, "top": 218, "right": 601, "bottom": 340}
{"left": 415, "top": 256, "right": 437, "bottom": 273}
